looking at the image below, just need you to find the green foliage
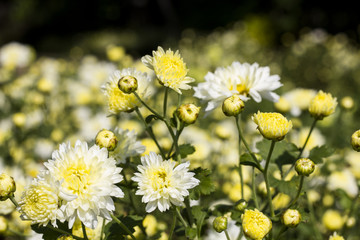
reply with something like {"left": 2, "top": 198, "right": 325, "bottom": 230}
{"left": 189, "top": 168, "right": 216, "bottom": 200}
{"left": 191, "top": 206, "right": 208, "bottom": 237}
{"left": 178, "top": 144, "right": 196, "bottom": 158}
{"left": 31, "top": 222, "right": 71, "bottom": 240}
{"left": 269, "top": 175, "right": 301, "bottom": 198}
{"left": 308, "top": 145, "right": 335, "bottom": 164}
{"left": 240, "top": 153, "right": 262, "bottom": 171}
{"left": 105, "top": 215, "right": 142, "bottom": 240}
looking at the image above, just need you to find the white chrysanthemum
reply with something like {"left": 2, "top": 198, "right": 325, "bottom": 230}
{"left": 141, "top": 46, "right": 194, "bottom": 94}
{"left": 0, "top": 42, "right": 34, "bottom": 69}
{"left": 194, "top": 62, "right": 282, "bottom": 111}
{"left": 280, "top": 88, "right": 317, "bottom": 116}
{"left": 102, "top": 68, "right": 153, "bottom": 114}
{"left": 43, "top": 140, "right": 124, "bottom": 229}
{"left": 18, "top": 176, "right": 65, "bottom": 227}
{"left": 110, "top": 128, "right": 145, "bottom": 163}
{"left": 327, "top": 169, "right": 358, "bottom": 197}
{"left": 131, "top": 152, "right": 200, "bottom": 212}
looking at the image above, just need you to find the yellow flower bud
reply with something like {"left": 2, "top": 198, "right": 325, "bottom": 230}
{"left": 308, "top": 90, "right": 337, "bottom": 120}
{"left": 177, "top": 103, "right": 200, "bottom": 125}
{"left": 242, "top": 209, "right": 272, "bottom": 240}
{"left": 95, "top": 129, "right": 118, "bottom": 151}
{"left": 118, "top": 75, "right": 138, "bottom": 94}
{"left": 322, "top": 210, "right": 344, "bottom": 231}
{"left": 282, "top": 209, "right": 301, "bottom": 228}
{"left": 57, "top": 235, "right": 75, "bottom": 240}
{"left": 329, "top": 232, "right": 345, "bottom": 240}
{"left": 235, "top": 199, "right": 248, "bottom": 212}
{"left": 295, "top": 158, "right": 315, "bottom": 176}
{"left": 0, "top": 173, "right": 16, "bottom": 201}
{"left": 351, "top": 129, "right": 360, "bottom": 152}
{"left": 213, "top": 216, "right": 228, "bottom": 233}
{"left": 0, "top": 216, "right": 8, "bottom": 234}
{"left": 222, "top": 95, "right": 245, "bottom": 116}
{"left": 252, "top": 111, "right": 292, "bottom": 141}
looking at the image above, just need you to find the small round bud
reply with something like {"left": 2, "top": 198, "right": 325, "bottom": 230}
{"left": 351, "top": 130, "right": 360, "bottom": 152}
{"left": 282, "top": 209, "right": 301, "bottom": 228}
{"left": 0, "top": 216, "right": 8, "bottom": 234}
{"left": 340, "top": 96, "right": 354, "bottom": 110}
{"left": 213, "top": 216, "right": 228, "bottom": 233}
{"left": 0, "top": 173, "right": 16, "bottom": 201}
{"left": 95, "top": 129, "right": 118, "bottom": 151}
{"left": 235, "top": 199, "right": 248, "bottom": 212}
{"left": 295, "top": 158, "right": 315, "bottom": 176}
{"left": 222, "top": 95, "right": 245, "bottom": 116}
{"left": 117, "top": 75, "right": 138, "bottom": 94}
{"left": 177, "top": 103, "right": 200, "bottom": 125}
{"left": 308, "top": 90, "right": 337, "bottom": 120}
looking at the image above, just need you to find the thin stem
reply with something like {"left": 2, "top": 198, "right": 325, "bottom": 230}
{"left": 134, "top": 107, "right": 166, "bottom": 159}
{"left": 100, "top": 218, "right": 106, "bottom": 240}
{"left": 235, "top": 115, "right": 244, "bottom": 199}
{"left": 184, "top": 198, "right": 194, "bottom": 226}
{"left": 175, "top": 207, "right": 189, "bottom": 228}
{"left": 169, "top": 209, "right": 177, "bottom": 239}
{"left": 252, "top": 168, "right": 259, "bottom": 209}
{"left": 81, "top": 222, "right": 89, "bottom": 240}
{"left": 225, "top": 230, "right": 232, "bottom": 240}
{"left": 284, "top": 119, "right": 317, "bottom": 178}
{"left": 133, "top": 91, "right": 163, "bottom": 120}
{"left": 264, "top": 140, "right": 276, "bottom": 217}
{"left": 9, "top": 195, "right": 19, "bottom": 208}
{"left": 163, "top": 87, "right": 168, "bottom": 117}
{"left": 110, "top": 213, "right": 137, "bottom": 240}
{"left": 288, "top": 176, "right": 304, "bottom": 208}
{"left": 46, "top": 225, "right": 83, "bottom": 240}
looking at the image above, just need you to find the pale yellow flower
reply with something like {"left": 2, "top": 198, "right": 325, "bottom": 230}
{"left": 242, "top": 209, "right": 272, "bottom": 240}
{"left": 329, "top": 232, "right": 345, "bottom": 240}
{"left": 308, "top": 90, "right": 337, "bottom": 120}
{"left": 142, "top": 47, "right": 194, "bottom": 94}
{"left": 252, "top": 111, "right": 292, "bottom": 141}
{"left": 322, "top": 210, "right": 344, "bottom": 231}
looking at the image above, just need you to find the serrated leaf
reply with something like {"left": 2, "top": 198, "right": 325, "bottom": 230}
{"left": 189, "top": 168, "right": 216, "bottom": 200}
{"left": 309, "top": 145, "right": 335, "bottom": 164}
{"left": 105, "top": 215, "right": 142, "bottom": 240}
{"left": 178, "top": 144, "right": 196, "bottom": 158}
{"left": 145, "top": 114, "right": 158, "bottom": 124}
{"left": 240, "top": 153, "right": 262, "bottom": 171}
{"left": 31, "top": 222, "right": 71, "bottom": 240}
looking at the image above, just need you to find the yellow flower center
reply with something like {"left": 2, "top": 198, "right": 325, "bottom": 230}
{"left": 230, "top": 83, "right": 249, "bottom": 95}
{"left": 108, "top": 82, "right": 140, "bottom": 112}
{"left": 153, "top": 52, "right": 187, "bottom": 81}
{"left": 63, "top": 159, "right": 91, "bottom": 195}
{"left": 149, "top": 168, "right": 171, "bottom": 191}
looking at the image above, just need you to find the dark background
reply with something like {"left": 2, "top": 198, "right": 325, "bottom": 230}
{"left": 1, "top": 0, "right": 360, "bottom": 55}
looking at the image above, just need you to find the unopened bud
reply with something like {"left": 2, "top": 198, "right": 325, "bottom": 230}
{"left": 95, "top": 129, "right": 118, "bottom": 151}
{"left": 0, "top": 173, "right": 16, "bottom": 201}
{"left": 308, "top": 90, "right": 337, "bottom": 120}
{"left": 235, "top": 199, "right": 248, "bottom": 212}
{"left": 0, "top": 216, "right": 8, "bottom": 234}
{"left": 351, "top": 130, "right": 360, "bottom": 152}
{"left": 222, "top": 95, "right": 245, "bottom": 116}
{"left": 177, "top": 103, "right": 200, "bottom": 125}
{"left": 118, "top": 75, "right": 138, "bottom": 94}
{"left": 282, "top": 209, "right": 301, "bottom": 228}
{"left": 57, "top": 235, "right": 75, "bottom": 240}
{"left": 213, "top": 216, "right": 228, "bottom": 233}
{"left": 295, "top": 158, "right": 315, "bottom": 176}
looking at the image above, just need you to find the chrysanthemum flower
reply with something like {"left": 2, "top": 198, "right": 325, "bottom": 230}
{"left": 329, "top": 232, "right": 345, "bottom": 240}
{"left": 252, "top": 111, "right": 292, "bottom": 141}
{"left": 322, "top": 210, "right": 344, "bottom": 231}
{"left": 308, "top": 90, "right": 337, "bottom": 120}
{"left": 131, "top": 152, "right": 200, "bottom": 212}
{"left": 141, "top": 47, "right": 194, "bottom": 94}
{"left": 102, "top": 68, "right": 153, "bottom": 114}
{"left": 0, "top": 42, "right": 34, "bottom": 70}
{"left": 242, "top": 209, "right": 272, "bottom": 240}
{"left": 194, "top": 62, "right": 282, "bottom": 111}
{"left": 43, "top": 140, "right": 124, "bottom": 229}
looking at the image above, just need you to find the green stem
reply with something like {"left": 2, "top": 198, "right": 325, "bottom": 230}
{"left": 100, "top": 218, "right": 106, "bottom": 240}
{"left": 9, "top": 195, "right": 19, "bottom": 208}
{"left": 110, "top": 213, "right": 137, "bottom": 240}
{"left": 235, "top": 115, "right": 244, "bottom": 199}
{"left": 133, "top": 91, "right": 163, "bottom": 120}
{"left": 264, "top": 140, "right": 276, "bottom": 217}
{"left": 169, "top": 209, "right": 177, "bottom": 239}
{"left": 252, "top": 168, "right": 259, "bottom": 209}
{"left": 46, "top": 225, "right": 84, "bottom": 240}
{"left": 134, "top": 107, "right": 166, "bottom": 159}
{"left": 185, "top": 198, "right": 194, "bottom": 226}
{"left": 163, "top": 87, "right": 168, "bottom": 117}
{"left": 225, "top": 230, "right": 232, "bottom": 240}
{"left": 81, "top": 222, "right": 89, "bottom": 240}
{"left": 284, "top": 119, "right": 317, "bottom": 179}
{"left": 175, "top": 207, "right": 189, "bottom": 228}
{"left": 288, "top": 176, "right": 304, "bottom": 208}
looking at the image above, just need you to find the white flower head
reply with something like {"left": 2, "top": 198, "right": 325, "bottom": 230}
{"left": 43, "top": 140, "right": 124, "bottom": 229}
{"left": 194, "top": 62, "right": 282, "bottom": 111}
{"left": 101, "top": 68, "right": 153, "bottom": 114}
{"left": 0, "top": 42, "right": 34, "bottom": 69}
{"left": 131, "top": 152, "right": 200, "bottom": 212}
{"left": 110, "top": 128, "right": 146, "bottom": 163}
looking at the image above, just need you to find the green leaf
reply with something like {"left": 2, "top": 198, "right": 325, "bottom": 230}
{"left": 105, "top": 215, "right": 142, "bottom": 240}
{"left": 145, "top": 114, "right": 158, "bottom": 124}
{"left": 191, "top": 206, "right": 207, "bottom": 236}
{"left": 189, "top": 168, "right": 216, "bottom": 200}
{"left": 308, "top": 145, "right": 335, "bottom": 164}
{"left": 269, "top": 175, "right": 301, "bottom": 198}
{"left": 178, "top": 144, "right": 196, "bottom": 158}
{"left": 31, "top": 222, "right": 70, "bottom": 240}
{"left": 185, "top": 227, "right": 197, "bottom": 239}
{"left": 240, "top": 153, "right": 262, "bottom": 171}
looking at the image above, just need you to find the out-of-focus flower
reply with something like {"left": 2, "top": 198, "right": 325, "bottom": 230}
{"left": 340, "top": 96, "right": 354, "bottom": 110}
{"left": 252, "top": 111, "right": 292, "bottom": 141}
{"left": 106, "top": 45, "right": 125, "bottom": 62}
{"left": 345, "top": 150, "right": 360, "bottom": 178}
{"left": 131, "top": 152, "right": 199, "bottom": 212}
{"left": 351, "top": 129, "right": 360, "bottom": 152}
{"left": 291, "top": 127, "right": 325, "bottom": 155}
{"left": 102, "top": 68, "right": 153, "bottom": 114}
{"left": 72, "top": 218, "right": 105, "bottom": 240}
{"left": 0, "top": 42, "right": 34, "bottom": 70}
{"left": 0, "top": 216, "right": 7, "bottom": 234}
{"left": 279, "top": 88, "right": 317, "bottom": 116}
{"left": 327, "top": 169, "right": 358, "bottom": 197}
{"left": 43, "top": 140, "right": 124, "bottom": 229}
{"left": 308, "top": 90, "right": 337, "bottom": 120}
{"left": 142, "top": 47, "right": 194, "bottom": 94}
{"left": 242, "top": 209, "right": 272, "bottom": 240}
{"left": 0, "top": 173, "right": 16, "bottom": 201}
{"left": 194, "top": 62, "right": 282, "bottom": 111}
{"left": 282, "top": 209, "right": 301, "bottom": 228}
{"left": 322, "top": 210, "right": 344, "bottom": 231}
{"left": 272, "top": 193, "right": 291, "bottom": 210}
{"left": 329, "top": 232, "right": 345, "bottom": 240}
